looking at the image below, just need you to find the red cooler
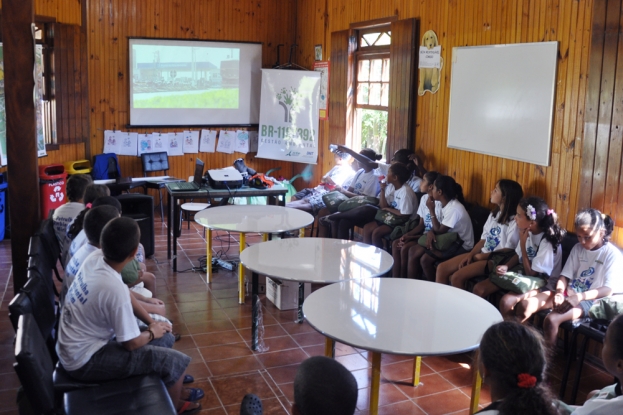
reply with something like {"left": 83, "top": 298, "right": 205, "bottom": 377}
{"left": 39, "top": 164, "right": 67, "bottom": 219}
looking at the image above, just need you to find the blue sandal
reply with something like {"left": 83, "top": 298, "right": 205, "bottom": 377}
{"left": 183, "top": 374, "right": 194, "bottom": 384}
{"left": 184, "top": 388, "right": 205, "bottom": 402}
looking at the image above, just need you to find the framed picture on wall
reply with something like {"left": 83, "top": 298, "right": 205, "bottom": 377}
{"left": 313, "top": 61, "right": 329, "bottom": 120}
{"left": 314, "top": 45, "right": 322, "bottom": 61}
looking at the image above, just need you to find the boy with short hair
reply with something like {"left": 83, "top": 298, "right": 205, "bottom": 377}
{"left": 57, "top": 217, "right": 202, "bottom": 413}
{"left": 52, "top": 174, "right": 92, "bottom": 242}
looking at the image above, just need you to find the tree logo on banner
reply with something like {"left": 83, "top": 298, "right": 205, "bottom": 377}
{"left": 276, "top": 87, "right": 300, "bottom": 123}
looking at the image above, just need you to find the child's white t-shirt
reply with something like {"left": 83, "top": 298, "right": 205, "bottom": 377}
{"left": 563, "top": 242, "right": 623, "bottom": 296}
{"left": 52, "top": 202, "right": 84, "bottom": 242}
{"left": 515, "top": 232, "right": 562, "bottom": 279}
{"left": 416, "top": 194, "right": 443, "bottom": 232}
{"left": 349, "top": 169, "right": 380, "bottom": 197}
{"left": 441, "top": 199, "right": 474, "bottom": 250}
{"left": 61, "top": 244, "right": 98, "bottom": 306}
{"left": 375, "top": 162, "right": 422, "bottom": 193}
{"left": 481, "top": 212, "right": 520, "bottom": 253}
{"left": 321, "top": 164, "right": 355, "bottom": 188}
{"left": 69, "top": 230, "right": 88, "bottom": 260}
{"left": 383, "top": 184, "right": 418, "bottom": 215}
{"left": 572, "top": 383, "right": 623, "bottom": 415}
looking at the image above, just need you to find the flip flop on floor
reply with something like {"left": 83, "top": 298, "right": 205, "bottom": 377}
{"left": 177, "top": 401, "right": 201, "bottom": 414}
{"left": 173, "top": 332, "right": 182, "bottom": 341}
{"left": 183, "top": 374, "right": 194, "bottom": 384}
{"left": 184, "top": 387, "right": 205, "bottom": 402}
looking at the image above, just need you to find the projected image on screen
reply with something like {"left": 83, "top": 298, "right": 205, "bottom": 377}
{"left": 132, "top": 45, "right": 240, "bottom": 109}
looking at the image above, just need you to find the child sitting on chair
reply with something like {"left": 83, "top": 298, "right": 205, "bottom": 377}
{"left": 57, "top": 217, "right": 202, "bottom": 414}
{"left": 52, "top": 174, "right": 92, "bottom": 242}
{"left": 287, "top": 150, "right": 354, "bottom": 214}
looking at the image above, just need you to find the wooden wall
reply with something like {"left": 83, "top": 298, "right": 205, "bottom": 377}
{"left": 296, "top": 0, "right": 595, "bottom": 231}
{"left": 86, "top": 0, "right": 298, "bottom": 186}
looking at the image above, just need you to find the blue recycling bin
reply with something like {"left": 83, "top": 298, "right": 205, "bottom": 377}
{"left": 0, "top": 180, "right": 7, "bottom": 240}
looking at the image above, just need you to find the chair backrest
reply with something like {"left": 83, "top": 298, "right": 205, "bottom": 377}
{"left": 561, "top": 231, "right": 578, "bottom": 268}
{"left": 13, "top": 274, "right": 57, "bottom": 342}
{"left": 141, "top": 151, "right": 169, "bottom": 176}
{"left": 8, "top": 292, "right": 32, "bottom": 332}
{"left": 14, "top": 313, "right": 57, "bottom": 415}
{"left": 92, "top": 153, "right": 121, "bottom": 180}
{"left": 468, "top": 204, "right": 491, "bottom": 245}
{"left": 37, "top": 218, "right": 61, "bottom": 264}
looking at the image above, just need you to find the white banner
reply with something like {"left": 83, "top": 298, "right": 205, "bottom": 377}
{"left": 257, "top": 69, "right": 320, "bottom": 164}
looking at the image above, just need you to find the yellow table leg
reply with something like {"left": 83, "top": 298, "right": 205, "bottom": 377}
{"left": 299, "top": 227, "right": 305, "bottom": 238}
{"left": 469, "top": 369, "right": 483, "bottom": 415}
{"left": 370, "top": 352, "right": 381, "bottom": 415}
{"left": 206, "top": 229, "right": 212, "bottom": 283}
{"left": 262, "top": 233, "right": 268, "bottom": 242}
{"left": 238, "top": 232, "right": 246, "bottom": 304}
{"left": 412, "top": 356, "right": 422, "bottom": 386}
{"left": 324, "top": 338, "right": 334, "bottom": 357}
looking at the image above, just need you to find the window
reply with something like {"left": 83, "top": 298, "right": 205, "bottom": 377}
{"left": 34, "top": 22, "right": 57, "bottom": 150}
{"left": 353, "top": 27, "right": 391, "bottom": 158}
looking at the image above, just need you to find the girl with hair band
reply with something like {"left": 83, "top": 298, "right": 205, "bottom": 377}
{"left": 436, "top": 180, "right": 523, "bottom": 288}
{"left": 362, "top": 163, "right": 417, "bottom": 247}
{"left": 407, "top": 175, "right": 474, "bottom": 281}
{"left": 317, "top": 147, "right": 382, "bottom": 238}
{"left": 476, "top": 321, "right": 560, "bottom": 415}
{"left": 572, "top": 313, "right": 623, "bottom": 414}
{"left": 509, "top": 208, "right": 622, "bottom": 346}
{"left": 391, "top": 171, "right": 441, "bottom": 278}
{"left": 483, "top": 197, "right": 564, "bottom": 310}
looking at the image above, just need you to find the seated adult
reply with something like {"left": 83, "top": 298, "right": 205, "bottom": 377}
{"left": 57, "top": 217, "right": 202, "bottom": 413}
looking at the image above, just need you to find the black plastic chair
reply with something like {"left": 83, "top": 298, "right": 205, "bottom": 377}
{"left": 141, "top": 151, "right": 170, "bottom": 222}
{"left": 559, "top": 321, "right": 609, "bottom": 404}
{"left": 36, "top": 218, "right": 64, "bottom": 284}
{"left": 117, "top": 194, "right": 155, "bottom": 257}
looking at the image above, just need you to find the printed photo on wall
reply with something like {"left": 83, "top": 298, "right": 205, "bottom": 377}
{"left": 418, "top": 30, "right": 443, "bottom": 95}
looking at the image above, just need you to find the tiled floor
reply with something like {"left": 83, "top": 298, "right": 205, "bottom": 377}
{"left": 0, "top": 214, "right": 616, "bottom": 414}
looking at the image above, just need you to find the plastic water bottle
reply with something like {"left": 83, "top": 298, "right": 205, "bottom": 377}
{"left": 329, "top": 144, "right": 338, "bottom": 153}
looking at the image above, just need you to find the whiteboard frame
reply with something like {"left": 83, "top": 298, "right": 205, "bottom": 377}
{"left": 447, "top": 42, "right": 558, "bottom": 166}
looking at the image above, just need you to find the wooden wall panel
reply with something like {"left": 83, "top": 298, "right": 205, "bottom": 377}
{"left": 86, "top": 0, "right": 298, "bottom": 185}
{"left": 297, "top": 0, "right": 595, "bottom": 230}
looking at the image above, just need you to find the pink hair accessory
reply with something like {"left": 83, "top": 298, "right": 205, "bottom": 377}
{"left": 85, "top": 203, "right": 92, "bottom": 209}
{"left": 547, "top": 209, "right": 554, "bottom": 216}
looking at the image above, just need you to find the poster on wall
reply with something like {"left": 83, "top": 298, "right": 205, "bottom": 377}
{"left": 313, "top": 61, "right": 329, "bottom": 120}
{"left": 0, "top": 44, "right": 46, "bottom": 166}
{"left": 257, "top": 69, "right": 320, "bottom": 164}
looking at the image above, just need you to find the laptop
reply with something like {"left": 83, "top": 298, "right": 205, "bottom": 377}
{"left": 167, "top": 158, "right": 205, "bottom": 191}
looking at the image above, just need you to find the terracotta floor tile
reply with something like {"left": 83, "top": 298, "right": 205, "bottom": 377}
{"left": 290, "top": 332, "right": 325, "bottom": 347}
{"left": 350, "top": 368, "right": 373, "bottom": 389}
{"left": 199, "top": 343, "right": 253, "bottom": 362}
{"left": 173, "top": 292, "right": 216, "bottom": 303}
{"left": 256, "top": 336, "right": 299, "bottom": 352}
{"left": 413, "top": 388, "right": 471, "bottom": 414}
{"left": 211, "top": 372, "right": 277, "bottom": 406}
{"left": 395, "top": 373, "right": 456, "bottom": 398}
{"left": 207, "top": 355, "right": 263, "bottom": 377}
{"left": 381, "top": 359, "right": 434, "bottom": 383}
{"left": 185, "top": 319, "right": 236, "bottom": 334}
{"left": 256, "top": 349, "right": 309, "bottom": 369}
{"left": 335, "top": 342, "right": 359, "bottom": 357}
{"left": 0, "top": 372, "right": 20, "bottom": 391}
{"left": 377, "top": 400, "right": 426, "bottom": 415}
{"left": 177, "top": 300, "right": 221, "bottom": 313}
{"left": 440, "top": 367, "right": 475, "bottom": 388}
{"left": 182, "top": 310, "right": 229, "bottom": 324}
{"left": 356, "top": 383, "right": 410, "bottom": 410}
{"left": 301, "top": 344, "right": 325, "bottom": 357}
{"left": 194, "top": 330, "right": 245, "bottom": 347}
{"left": 277, "top": 382, "right": 295, "bottom": 403}
{"left": 0, "top": 389, "right": 17, "bottom": 412}
{"left": 266, "top": 364, "right": 301, "bottom": 385}
{"left": 424, "top": 354, "right": 473, "bottom": 373}
{"left": 336, "top": 353, "right": 371, "bottom": 371}
{"left": 187, "top": 361, "right": 213, "bottom": 381}
{"left": 230, "top": 314, "right": 277, "bottom": 329}
{"left": 240, "top": 323, "right": 287, "bottom": 339}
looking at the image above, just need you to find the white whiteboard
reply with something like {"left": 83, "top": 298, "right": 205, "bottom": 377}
{"left": 447, "top": 42, "right": 558, "bottom": 166}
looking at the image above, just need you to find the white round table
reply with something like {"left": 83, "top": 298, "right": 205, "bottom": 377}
{"left": 239, "top": 238, "right": 394, "bottom": 349}
{"left": 194, "top": 205, "right": 314, "bottom": 303}
{"left": 303, "top": 279, "right": 502, "bottom": 415}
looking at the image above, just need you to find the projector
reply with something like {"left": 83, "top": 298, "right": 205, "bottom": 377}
{"left": 207, "top": 167, "right": 244, "bottom": 189}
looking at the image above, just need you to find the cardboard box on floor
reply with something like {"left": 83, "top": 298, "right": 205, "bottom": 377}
{"left": 266, "top": 278, "right": 311, "bottom": 310}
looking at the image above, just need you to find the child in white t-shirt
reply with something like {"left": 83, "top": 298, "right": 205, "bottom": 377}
{"left": 287, "top": 151, "right": 354, "bottom": 214}
{"left": 436, "top": 179, "right": 523, "bottom": 289}
{"left": 57, "top": 217, "right": 200, "bottom": 413}
{"left": 52, "top": 174, "right": 92, "bottom": 242}
{"left": 361, "top": 163, "right": 417, "bottom": 247}
{"left": 391, "top": 171, "right": 442, "bottom": 278}
{"left": 316, "top": 148, "right": 382, "bottom": 237}
{"left": 475, "top": 321, "right": 560, "bottom": 415}
{"left": 487, "top": 198, "right": 564, "bottom": 326}
{"left": 408, "top": 175, "right": 473, "bottom": 281}
{"left": 374, "top": 149, "right": 426, "bottom": 193}
{"left": 515, "top": 208, "right": 622, "bottom": 346}
{"left": 571, "top": 313, "right": 623, "bottom": 415}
